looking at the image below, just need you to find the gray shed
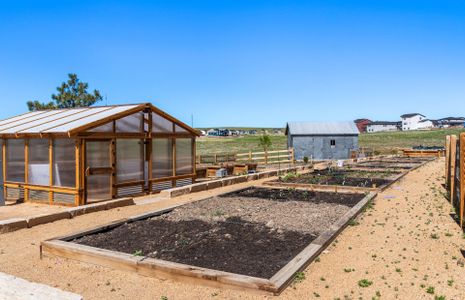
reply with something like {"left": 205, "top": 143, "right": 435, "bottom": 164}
{"left": 285, "top": 121, "right": 359, "bottom": 160}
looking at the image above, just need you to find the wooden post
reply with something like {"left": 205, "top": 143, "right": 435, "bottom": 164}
{"left": 172, "top": 138, "right": 176, "bottom": 188}
{"left": 2, "top": 140, "right": 5, "bottom": 201}
{"left": 49, "top": 138, "right": 53, "bottom": 205}
{"left": 146, "top": 111, "right": 153, "bottom": 194}
{"left": 290, "top": 147, "right": 295, "bottom": 164}
{"left": 111, "top": 139, "right": 117, "bottom": 199}
{"left": 75, "top": 139, "right": 81, "bottom": 206}
{"left": 24, "top": 139, "right": 29, "bottom": 202}
{"left": 445, "top": 135, "right": 451, "bottom": 187}
{"left": 192, "top": 138, "right": 196, "bottom": 184}
{"left": 450, "top": 135, "right": 457, "bottom": 206}
{"left": 460, "top": 133, "right": 465, "bottom": 228}
{"left": 249, "top": 150, "right": 252, "bottom": 163}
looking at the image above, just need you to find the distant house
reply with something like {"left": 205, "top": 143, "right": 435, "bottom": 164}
{"left": 285, "top": 121, "right": 359, "bottom": 160}
{"left": 437, "top": 117, "right": 465, "bottom": 128}
{"left": 366, "top": 121, "right": 401, "bottom": 133}
{"left": 207, "top": 129, "right": 219, "bottom": 136}
{"left": 354, "top": 119, "right": 372, "bottom": 133}
{"left": 417, "top": 119, "right": 438, "bottom": 130}
{"left": 400, "top": 113, "right": 426, "bottom": 131}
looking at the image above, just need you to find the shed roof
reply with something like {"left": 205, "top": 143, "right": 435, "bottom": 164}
{"left": 0, "top": 103, "right": 199, "bottom": 137}
{"left": 285, "top": 121, "right": 359, "bottom": 136}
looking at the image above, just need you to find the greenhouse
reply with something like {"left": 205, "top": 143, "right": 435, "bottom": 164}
{"left": 0, "top": 103, "right": 199, "bottom": 206}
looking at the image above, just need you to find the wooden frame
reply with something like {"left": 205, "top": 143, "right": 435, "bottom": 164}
{"left": 40, "top": 188, "right": 377, "bottom": 294}
{"left": 262, "top": 159, "right": 429, "bottom": 193}
{"left": 1, "top": 103, "right": 199, "bottom": 206}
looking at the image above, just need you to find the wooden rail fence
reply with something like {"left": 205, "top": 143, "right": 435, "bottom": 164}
{"left": 445, "top": 133, "right": 465, "bottom": 227}
{"left": 196, "top": 148, "right": 295, "bottom": 165}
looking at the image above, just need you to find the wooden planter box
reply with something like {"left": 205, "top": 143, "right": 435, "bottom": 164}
{"left": 41, "top": 192, "right": 377, "bottom": 295}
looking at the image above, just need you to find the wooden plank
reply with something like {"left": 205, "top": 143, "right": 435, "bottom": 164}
{"left": 445, "top": 135, "right": 451, "bottom": 186}
{"left": 24, "top": 139, "right": 29, "bottom": 202}
{"left": 172, "top": 135, "right": 176, "bottom": 188}
{"left": 450, "top": 135, "right": 457, "bottom": 205}
{"left": 147, "top": 111, "right": 153, "bottom": 193}
{"left": 460, "top": 133, "right": 465, "bottom": 228}
{"left": 49, "top": 138, "right": 53, "bottom": 205}
{"left": 262, "top": 181, "right": 378, "bottom": 193}
{"left": 2, "top": 140, "right": 6, "bottom": 201}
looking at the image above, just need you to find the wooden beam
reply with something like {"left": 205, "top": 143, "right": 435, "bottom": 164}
{"left": 172, "top": 127, "right": 176, "bottom": 188}
{"left": 450, "top": 135, "right": 457, "bottom": 206}
{"left": 445, "top": 135, "right": 451, "bottom": 186}
{"left": 460, "top": 133, "right": 465, "bottom": 228}
{"left": 49, "top": 138, "right": 53, "bottom": 205}
{"left": 24, "top": 139, "right": 29, "bottom": 202}
{"left": 147, "top": 111, "right": 153, "bottom": 193}
{"left": 111, "top": 139, "right": 117, "bottom": 199}
{"left": 68, "top": 104, "right": 146, "bottom": 136}
{"left": 2, "top": 139, "right": 6, "bottom": 201}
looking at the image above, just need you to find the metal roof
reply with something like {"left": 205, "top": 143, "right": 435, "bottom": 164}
{"left": 0, "top": 103, "right": 200, "bottom": 137}
{"left": 286, "top": 121, "right": 359, "bottom": 136}
{"left": 400, "top": 113, "right": 425, "bottom": 118}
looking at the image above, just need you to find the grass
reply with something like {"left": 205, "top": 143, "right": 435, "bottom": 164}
{"left": 196, "top": 128, "right": 464, "bottom": 155}
{"left": 359, "top": 128, "right": 465, "bottom": 153}
{"left": 358, "top": 279, "right": 373, "bottom": 287}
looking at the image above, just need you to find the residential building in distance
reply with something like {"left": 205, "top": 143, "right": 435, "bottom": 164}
{"left": 417, "top": 119, "right": 438, "bottom": 130}
{"left": 353, "top": 118, "right": 372, "bottom": 133}
{"left": 437, "top": 117, "right": 465, "bottom": 128}
{"left": 366, "top": 121, "right": 401, "bottom": 133}
{"left": 400, "top": 113, "right": 426, "bottom": 131}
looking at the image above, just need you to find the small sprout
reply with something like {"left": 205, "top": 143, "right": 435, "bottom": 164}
{"left": 294, "top": 272, "right": 306, "bottom": 283}
{"left": 426, "top": 286, "right": 435, "bottom": 294}
{"left": 133, "top": 250, "right": 143, "bottom": 256}
{"left": 358, "top": 279, "right": 373, "bottom": 288}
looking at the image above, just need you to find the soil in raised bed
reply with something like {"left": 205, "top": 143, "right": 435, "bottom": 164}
{"left": 275, "top": 169, "right": 392, "bottom": 188}
{"left": 73, "top": 187, "right": 366, "bottom": 279}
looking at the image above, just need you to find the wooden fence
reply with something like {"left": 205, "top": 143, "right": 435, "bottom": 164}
{"left": 196, "top": 148, "right": 295, "bottom": 165}
{"left": 445, "top": 133, "right": 465, "bottom": 227}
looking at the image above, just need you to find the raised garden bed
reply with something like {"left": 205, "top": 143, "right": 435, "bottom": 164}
{"left": 41, "top": 187, "right": 376, "bottom": 294}
{"left": 263, "top": 168, "right": 400, "bottom": 192}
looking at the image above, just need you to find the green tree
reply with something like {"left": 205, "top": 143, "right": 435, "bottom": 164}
{"left": 258, "top": 134, "right": 272, "bottom": 152}
{"left": 27, "top": 73, "right": 103, "bottom": 111}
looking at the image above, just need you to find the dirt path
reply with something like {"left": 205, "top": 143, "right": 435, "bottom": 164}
{"left": 0, "top": 159, "right": 463, "bottom": 299}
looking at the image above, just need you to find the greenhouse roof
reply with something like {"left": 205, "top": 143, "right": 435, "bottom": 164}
{"left": 0, "top": 103, "right": 199, "bottom": 137}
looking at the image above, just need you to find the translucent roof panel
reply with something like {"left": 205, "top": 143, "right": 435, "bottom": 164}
{"left": 20, "top": 107, "right": 112, "bottom": 133}
{"left": 0, "top": 110, "right": 69, "bottom": 132}
{"left": 0, "top": 108, "right": 90, "bottom": 134}
{"left": 43, "top": 105, "right": 141, "bottom": 133}
{"left": 0, "top": 110, "right": 49, "bottom": 127}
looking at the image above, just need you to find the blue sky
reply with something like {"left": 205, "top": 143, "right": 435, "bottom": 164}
{"left": 0, "top": 0, "right": 464, "bottom": 127}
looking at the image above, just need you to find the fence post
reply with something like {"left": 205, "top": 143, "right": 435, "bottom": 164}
{"left": 450, "top": 135, "right": 457, "bottom": 206}
{"left": 249, "top": 150, "right": 252, "bottom": 163}
{"left": 460, "top": 133, "right": 465, "bottom": 228}
{"left": 290, "top": 147, "right": 295, "bottom": 164}
{"left": 445, "top": 135, "right": 451, "bottom": 186}
{"left": 265, "top": 150, "right": 268, "bottom": 165}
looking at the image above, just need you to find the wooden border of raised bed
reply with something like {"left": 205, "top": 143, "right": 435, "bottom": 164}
{"left": 263, "top": 158, "right": 432, "bottom": 193}
{"left": 40, "top": 189, "right": 377, "bottom": 295}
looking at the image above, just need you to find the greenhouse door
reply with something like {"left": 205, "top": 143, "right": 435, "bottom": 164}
{"left": 85, "top": 140, "right": 113, "bottom": 203}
